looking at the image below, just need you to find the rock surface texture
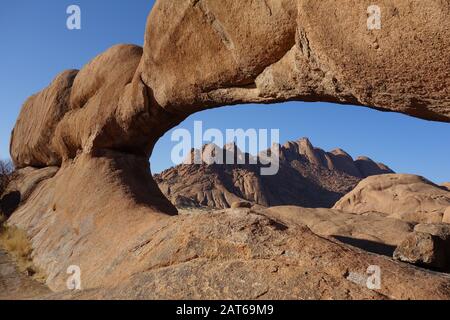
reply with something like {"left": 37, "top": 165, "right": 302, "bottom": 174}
{"left": 36, "top": 209, "right": 450, "bottom": 300}
{"left": 393, "top": 224, "right": 450, "bottom": 272}
{"left": 334, "top": 174, "right": 450, "bottom": 224}
{"left": 4, "top": 0, "right": 450, "bottom": 300}
{"left": 1, "top": 167, "right": 58, "bottom": 218}
{"left": 0, "top": 250, "right": 50, "bottom": 300}
{"left": 265, "top": 206, "right": 414, "bottom": 256}
{"left": 444, "top": 207, "right": 450, "bottom": 224}
{"left": 142, "top": 0, "right": 450, "bottom": 121}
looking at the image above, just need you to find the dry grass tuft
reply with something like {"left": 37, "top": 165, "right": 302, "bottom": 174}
{"left": 0, "top": 224, "right": 46, "bottom": 282}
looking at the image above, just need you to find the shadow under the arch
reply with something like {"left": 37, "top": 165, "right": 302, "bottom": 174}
{"left": 333, "top": 235, "right": 397, "bottom": 257}
{"left": 0, "top": 191, "right": 21, "bottom": 219}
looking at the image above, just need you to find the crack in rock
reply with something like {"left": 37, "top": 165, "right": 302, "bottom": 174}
{"left": 193, "top": 0, "right": 236, "bottom": 56}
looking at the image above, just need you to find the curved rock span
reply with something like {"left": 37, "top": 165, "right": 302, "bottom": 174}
{"left": 10, "top": 0, "right": 450, "bottom": 214}
{"left": 5, "top": 1, "right": 450, "bottom": 299}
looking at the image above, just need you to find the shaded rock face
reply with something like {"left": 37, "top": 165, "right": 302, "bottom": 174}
{"left": 0, "top": 192, "right": 20, "bottom": 219}
{"left": 155, "top": 138, "right": 393, "bottom": 209}
{"left": 334, "top": 174, "right": 450, "bottom": 224}
{"left": 393, "top": 224, "right": 450, "bottom": 272}
{"left": 0, "top": 161, "right": 13, "bottom": 195}
{"left": 265, "top": 206, "right": 414, "bottom": 257}
{"left": 1, "top": 166, "right": 58, "bottom": 218}
{"left": 4, "top": 1, "right": 450, "bottom": 299}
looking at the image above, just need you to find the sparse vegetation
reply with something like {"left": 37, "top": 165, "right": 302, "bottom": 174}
{"left": 0, "top": 213, "right": 6, "bottom": 225}
{"left": 0, "top": 160, "right": 46, "bottom": 284}
{"left": 0, "top": 225, "right": 31, "bottom": 258}
{"left": 0, "top": 224, "right": 45, "bottom": 282}
{"left": 0, "top": 159, "right": 13, "bottom": 196}
{"left": 0, "top": 159, "right": 14, "bottom": 223}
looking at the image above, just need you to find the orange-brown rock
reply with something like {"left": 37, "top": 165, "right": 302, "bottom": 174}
{"left": 264, "top": 206, "right": 414, "bottom": 256}
{"left": 155, "top": 139, "right": 392, "bottom": 209}
{"left": 444, "top": 207, "right": 450, "bottom": 224}
{"left": 11, "top": 1, "right": 450, "bottom": 167}
{"left": 52, "top": 44, "right": 149, "bottom": 161}
{"left": 0, "top": 167, "right": 58, "bottom": 217}
{"left": 11, "top": 203, "right": 450, "bottom": 300}
{"left": 8, "top": 1, "right": 450, "bottom": 218}
{"left": 142, "top": 0, "right": 450, "bottom": 121}
{"left": 394, "top": 225, "right": 450, "bottom": 272}
{"left": 334, "top": 174, "right": 450, "bottom": 224}
{"left": 10, "top": 70, "right": 78, "bottom": 168}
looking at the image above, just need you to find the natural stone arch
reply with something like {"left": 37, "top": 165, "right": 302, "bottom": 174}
{"left": 5, "top": 0, "right": 450, "bottom": 296}
{"left": 9, "top": 0, "right": 450, "bottom": 218}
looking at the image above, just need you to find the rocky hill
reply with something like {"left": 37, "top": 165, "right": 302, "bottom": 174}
{"left": 154, "top": 138, "right": 393, "bottom": 209}
{"left": 2, "top": 0, "right": 450, "bottom": 300}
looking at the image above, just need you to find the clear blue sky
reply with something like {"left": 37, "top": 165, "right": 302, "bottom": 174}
{"left": 1, "top": 1, "right": 449, "bottom": 183}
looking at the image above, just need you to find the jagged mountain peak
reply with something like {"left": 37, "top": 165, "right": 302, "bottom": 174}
{"left": 155, "top": 137, "right": 394, "bottom": 209}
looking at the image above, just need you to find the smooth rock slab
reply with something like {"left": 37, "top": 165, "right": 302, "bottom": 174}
{"left": 334, "top": 174, "right": 450, "bottom": 224}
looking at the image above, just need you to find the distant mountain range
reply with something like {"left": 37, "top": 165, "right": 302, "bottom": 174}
{"left": 154, "top": 138, "right": 394, "bottom": 209}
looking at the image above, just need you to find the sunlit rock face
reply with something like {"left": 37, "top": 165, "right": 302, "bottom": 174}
{"left": 141, "top": 0, "right": 450, "bottom": 121}
{"left": 334, "top": 174, "right": 450, "bottom": 224}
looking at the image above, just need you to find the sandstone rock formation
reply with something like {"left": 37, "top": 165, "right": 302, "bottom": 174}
{"left": 35, "top": 209, "right": 450, "bottom": 299}
{"left": 10, "top": 70, "right": 78, "bottom": 168}
{"left": 415, "top": 223, "right": 450, "bottom": 238}
{"left": 334, "top": 174, "right": 450, "bottom": 224}
{"left": 394, "top": 224, "right": 450, "bottom": 272}
{"left": 265, "top": 206, "right": 414, "bottom": 256}
{"left": 1, "top": 167, "right": 58, "bottom": 218}
{"left": 4, "top": 0, "right": 450, "bottom": 300}
{"left": 143, "top": 0, "right": 450, "bottom": 122}
{"left": 155, "top": 138, "right": 393, "bottom": 209}
{"left": 230, "top": 201, "right": 252, "bottom": 209}
{"left": 444, "top": 207, "right": 450, "bottom": 224}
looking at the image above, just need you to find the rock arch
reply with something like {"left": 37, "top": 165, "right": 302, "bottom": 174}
{"left": 10, "top": 0, "right": 450, "bottom": 218}
{"left": 5, "top": 0, "right": 450, "bottom": 296}
{"left": 10, "top": 0, "right": 450, "bottom": 217}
